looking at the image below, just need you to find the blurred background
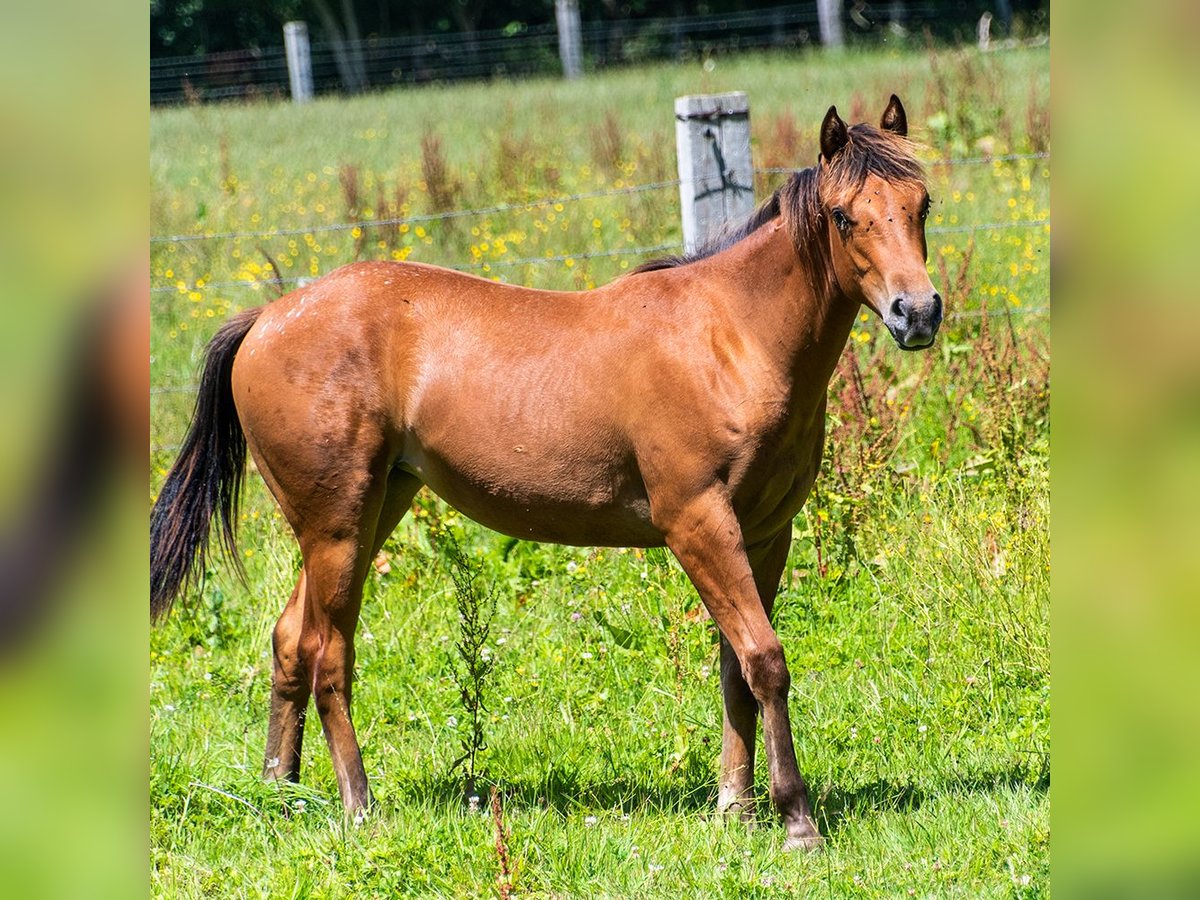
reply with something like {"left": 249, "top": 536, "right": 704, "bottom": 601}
{"left": 0, "top": 2, "right": 145, "bottom": 898}
{"left": 1052, "top": 1, "right": 1200, "bottom": 897}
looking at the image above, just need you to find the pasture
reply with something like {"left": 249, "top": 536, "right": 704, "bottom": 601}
{"left": 151, "top": 44, "right": 1049, "bottom": 897}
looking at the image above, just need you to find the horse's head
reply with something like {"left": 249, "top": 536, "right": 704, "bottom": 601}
{"left": 818, "top": 96, "right": 942, "bottom": 350}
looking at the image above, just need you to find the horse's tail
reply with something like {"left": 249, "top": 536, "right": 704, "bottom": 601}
{"left": 150, "top": 307, "right": 262, "bottom": 621}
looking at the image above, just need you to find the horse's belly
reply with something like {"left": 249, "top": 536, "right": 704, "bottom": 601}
{"left": 401, "top": 441, "right": 660, "bottom": 548}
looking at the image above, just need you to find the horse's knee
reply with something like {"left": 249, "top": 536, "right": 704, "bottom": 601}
{"left": 743, "top": 641, "right": 791, "bottom": 703}
{"left": 298, "top": 622, "right": 356, "bottom": 699}
{"left": 271, "top": 610, "right": 309, "bottom": 694}
{"left": 272, "top": 608, "right": 301, "bottom": 655}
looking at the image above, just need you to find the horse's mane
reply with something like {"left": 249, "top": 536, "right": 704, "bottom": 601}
{"left": 632, "top": 123, "right": 924, "bottom": 290}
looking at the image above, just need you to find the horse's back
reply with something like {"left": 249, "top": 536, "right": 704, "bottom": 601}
{"left": 229, "top": 261, "right": 666, "bottom": 543}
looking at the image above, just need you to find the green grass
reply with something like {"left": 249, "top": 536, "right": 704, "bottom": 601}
{"left": 151, "top": 44, "right": 1049, "bottom": 898}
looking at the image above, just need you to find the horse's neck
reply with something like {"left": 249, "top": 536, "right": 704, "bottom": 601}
{"left": 720, "top": 223, "right": 858, "bottom": 393}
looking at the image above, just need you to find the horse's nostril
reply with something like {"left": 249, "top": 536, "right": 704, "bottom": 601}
{"left": 890, "top": 297, "right": 906, "bottom": 320}
{"left": 932, "top": 293, "right": 943, "bottom": 319}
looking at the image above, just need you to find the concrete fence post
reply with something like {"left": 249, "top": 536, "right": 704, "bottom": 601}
{"left": 283, "top": 21, "right": 314, "bottom": 103}
{"left": 674, "top": 92, "right": 754, "bottom": 255}
{"left": 555, "top": 0, "right": 583, "bottom": 80}
{"left": 817, "top": 0, "right": 844, "bottom": 48}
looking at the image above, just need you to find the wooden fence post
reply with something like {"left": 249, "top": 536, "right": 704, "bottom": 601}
{"left": 283, "top": 21, "right": 314, "bottom": 103}
{"left": 674, "top": 92, "right": 754, "bottom": 255}
{"left": 555, "top": 0, "right": 583, "bottom": 80}
{"left": 817, "top": 0, "right": 844, "bottom": 48}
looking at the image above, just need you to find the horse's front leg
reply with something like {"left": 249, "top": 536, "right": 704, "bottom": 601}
{"left": 718, "top": 527, "right": 794, "bottom": 822}
{"left": 664, "top": 494, "right": 820, "bottom": 851}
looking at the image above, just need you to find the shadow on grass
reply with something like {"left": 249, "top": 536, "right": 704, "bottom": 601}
{"left": 375, "top": 753, "right": 1049, "bottom": 833}
{"left": 388, "top": 757, "right": 720, "bottom": 818}
{"left": 814, "top": 756, "right": 1050, "bottom": 836}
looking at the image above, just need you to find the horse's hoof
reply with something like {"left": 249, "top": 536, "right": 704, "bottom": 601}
{"left": 782, "top": 833, "right": 824, "bottom": 852}
{"left": 717, "top": 801, "right": 756, "bottom": 824}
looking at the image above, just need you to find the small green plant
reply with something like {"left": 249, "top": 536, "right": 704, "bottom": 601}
{"left": 434, "top": 523, "right": 499, "bottom": 801}
{"left": 957, "top": 301, "right": 1050, "bottom": 486}
{"left": 924, "top": 43, "right": 1007, "bottom": 155}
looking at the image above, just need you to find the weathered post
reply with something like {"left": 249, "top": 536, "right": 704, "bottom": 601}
{"left": 674, "top": 92, "right": 754, "bottom": 255}
{"left": 283, "top": 21, "right": 314, "bottom": 103}
{"left": 817, "top": 0, "right": 844, "bottom": 48}
{"left": 555, "top": 0, "right": 583, "bottom": 80}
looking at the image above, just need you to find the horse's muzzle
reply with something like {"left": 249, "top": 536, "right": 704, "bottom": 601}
{"left": 885, "top": 292, "right": 943, "bottom": 350}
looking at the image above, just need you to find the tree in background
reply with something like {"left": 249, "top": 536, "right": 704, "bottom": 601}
{"left": 308, "top": 0, "right": 369, "bottom": 92}
{"left": 151, "top": 0, "right": 304, "bottom": 56}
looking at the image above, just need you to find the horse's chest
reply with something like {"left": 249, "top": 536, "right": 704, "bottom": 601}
{"left": 732, "top": 415, "right": 826, "bottom": 544}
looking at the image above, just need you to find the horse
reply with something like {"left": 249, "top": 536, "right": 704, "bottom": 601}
{"left": 150, "top": 96, "right": 941, "bottom": 851}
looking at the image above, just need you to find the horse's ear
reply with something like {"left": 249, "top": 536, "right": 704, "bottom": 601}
{"left": 820, "top": 106, "right": 849, "bottom": 161}
{"left": 880, "top": 94, "right": 907, "bottom": 136}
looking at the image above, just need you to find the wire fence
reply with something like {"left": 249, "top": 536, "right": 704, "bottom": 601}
{"left": 151, "top": 3, "right": 973, "bottom": 105}
{"left": 151, "top": 242, "right": 686, "bottom": 296}
{"left": 150, "top": 152, "right": 1050, "bottom": 248}
{"left": 150, "top": 216, "right": 1048, "bottom": 298}
{"left": 150, "top": 178, "right": 686, "bottom": 245}
{"left": 150, "top": 152, "right": 1049, "bottom": 307}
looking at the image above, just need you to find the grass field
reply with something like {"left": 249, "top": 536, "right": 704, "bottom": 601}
{"left": 151, "top": 42, "right": 1049, "bottom": 898}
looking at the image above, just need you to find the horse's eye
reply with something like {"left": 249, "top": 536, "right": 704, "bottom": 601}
{"left": 919, "top": 200, "right": 931, "bottom": 220}
{"left": 831, "top": 208, "right": 851, "bottom": 232}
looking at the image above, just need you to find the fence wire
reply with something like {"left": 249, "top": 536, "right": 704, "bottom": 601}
{"left": 755, "top": 151, "right": 1049, "bottom": 176}
{"left": 151, "top": 3, "right": 973, "bottom": 105}
{"left": 150, "top": 217, "right": 1048, "bottom": 297}
{"left": 151, "top": 179, "right": 683, "bottom": 245}
{"left": 151, "top": 241, "right": 683, "bottom": 295}
{"left": 150, "top": 152, "right": 1049, "bottom": 246}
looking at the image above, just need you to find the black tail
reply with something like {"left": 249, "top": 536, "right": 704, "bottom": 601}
{"left": 150, "top": 307, "right": 262, "bottom": 621}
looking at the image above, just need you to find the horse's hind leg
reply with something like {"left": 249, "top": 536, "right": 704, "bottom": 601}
{"left": 262, "top": 471, "right": 420, "bottom": 789}
{"left": 292, "top": 533, "right": 373, "bottom": 811}
{"left": 263, "top": 570, "right": 310, "bottom": 783}
{"left": 296, "top": 469, "right": 422, "bottom": 813}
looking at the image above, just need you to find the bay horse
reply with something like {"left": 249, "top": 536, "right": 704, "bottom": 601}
{"left": 150, "top": 96, "right": 940, "bottom": 851}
